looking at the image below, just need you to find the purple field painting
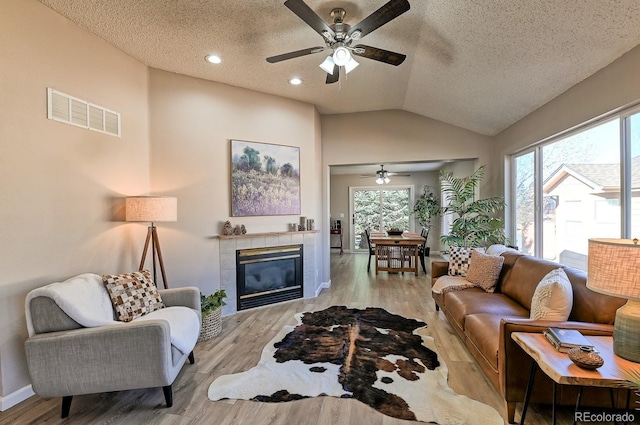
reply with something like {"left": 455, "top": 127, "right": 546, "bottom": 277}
{"left": 231, "top": 140, "right": 301, "bottom": 216}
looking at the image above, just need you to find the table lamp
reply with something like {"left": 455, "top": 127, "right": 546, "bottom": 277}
{"left": 125, "top": 196, "right": 177, "bottom": 289}
{"left": 587, "top": 238, "right": 640, "bottom": 362}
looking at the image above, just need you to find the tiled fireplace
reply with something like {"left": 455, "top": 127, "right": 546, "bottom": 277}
{"left": 218, "top": 231, "right": 318, "bottom": 315}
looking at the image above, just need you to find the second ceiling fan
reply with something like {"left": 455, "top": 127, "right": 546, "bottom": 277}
{"left": 361, "top": 165, "right": 410, "bottom": 184}
{"left": 266, "top": 0, "right": 410, "bottom": 84}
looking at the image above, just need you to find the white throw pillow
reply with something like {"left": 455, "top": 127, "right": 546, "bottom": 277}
{"left": 530, "top": 268, "right": 573, "bottom": 321}
{"left": 485, "top": 244, "right": 508, "bottom": 256}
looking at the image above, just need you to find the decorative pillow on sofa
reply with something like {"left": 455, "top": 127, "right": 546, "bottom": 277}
{"left": 530, "top": 268, "right": 573, "bottom": 321}
{"left": 102, "top": 270, "right": 165, "bottom": 322}
{"left": 485, "top": 244, "right": 508, "bottom": 256}
{"left": 465, "top": 250, "right": 505, "bottom": 293}
{"left": 448, "top": 246, "right": 472, "bottom": 276}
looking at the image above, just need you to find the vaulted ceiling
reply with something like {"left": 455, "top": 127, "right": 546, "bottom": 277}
{"left": 39, "top": 0, "right": 640, "bottom": 136}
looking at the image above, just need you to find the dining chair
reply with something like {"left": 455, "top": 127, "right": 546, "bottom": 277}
{"left": 364, "top": 229, "right": 376, "bottom": 272}
{"left": 418, "top": 228, "right": 430, "bottom": 274}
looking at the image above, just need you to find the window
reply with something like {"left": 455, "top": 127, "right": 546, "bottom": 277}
{"left": 512, "top": 110, "right": 640, "bottom": 270}
{"left": 629, "top": 112, "right": 640, "bottom": 238}
{"left": 514, "top": 152, "right": 535, "bottom": 255}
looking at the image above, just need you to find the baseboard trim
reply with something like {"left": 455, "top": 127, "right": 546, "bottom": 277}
{"left": 0, "top": 385, "right": 34, "bottom": 411}
{"left": 315, "top": 280, "right": 331, "bottom": 297}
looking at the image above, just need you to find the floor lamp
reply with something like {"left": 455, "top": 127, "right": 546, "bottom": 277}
{"left": 126, "top": 196, "right": 177, "bottom": 289}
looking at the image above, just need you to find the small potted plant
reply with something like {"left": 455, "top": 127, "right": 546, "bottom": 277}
{"left": 198, "top": 289, "right": 227, "bottom": 342}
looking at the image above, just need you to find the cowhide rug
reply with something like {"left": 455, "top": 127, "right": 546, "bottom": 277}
{"left": 208, "top": 306, "right": 502, "bottom": 424}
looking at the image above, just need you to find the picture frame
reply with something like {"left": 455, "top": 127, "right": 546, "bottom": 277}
{"left": 230, "top": 139, "right": 301, "bottom": 216}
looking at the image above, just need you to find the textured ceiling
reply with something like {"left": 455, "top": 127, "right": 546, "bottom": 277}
{"left": 39, "top": 0, "right": 640, "bottom": 136}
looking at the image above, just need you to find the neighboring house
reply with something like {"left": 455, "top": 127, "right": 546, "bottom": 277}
{"left": 542, "top": 156, "right": 640, "bottom": 269}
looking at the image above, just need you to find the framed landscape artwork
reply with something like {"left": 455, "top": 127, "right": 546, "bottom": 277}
{"left": 230, "top": 140, "right": 301, "bottom": 216}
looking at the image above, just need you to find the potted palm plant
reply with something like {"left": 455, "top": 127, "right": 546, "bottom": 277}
{"left": 198, "top": 289, "right": 227, "bottom": 342}
{"left": 439, "top": 165, "right": 507, "bottom": 248}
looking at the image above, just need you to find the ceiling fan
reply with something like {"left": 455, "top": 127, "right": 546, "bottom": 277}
{"left": 360, "top": 165, "right": 410, "bottom": 184}
{"left": 266, "top": 0, "right": 410, "bottom": 84}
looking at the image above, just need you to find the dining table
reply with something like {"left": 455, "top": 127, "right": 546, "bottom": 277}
{"left": 369, "top": 231, "right": 425, "bottom": 275}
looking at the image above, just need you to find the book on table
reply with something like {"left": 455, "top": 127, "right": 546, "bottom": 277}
{"left": 543, "top": 327, "right": 594, "bottom": 353}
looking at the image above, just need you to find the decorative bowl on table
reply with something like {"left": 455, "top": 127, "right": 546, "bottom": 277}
{"left": 568, "top": 346, "right": 604, "bottom": 370}
{"left": 386, "top": 228, "right": 404, "bottom": 236}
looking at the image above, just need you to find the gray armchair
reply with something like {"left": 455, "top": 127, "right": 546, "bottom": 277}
{"left": 25, "top": 280, "right": 201, "bottom": 418}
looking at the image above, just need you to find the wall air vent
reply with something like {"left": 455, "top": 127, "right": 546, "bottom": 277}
{"left": 47, "top": 88, "right": 121, "bottom": 137}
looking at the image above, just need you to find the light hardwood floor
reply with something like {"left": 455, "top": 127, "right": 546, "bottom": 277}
{"left": 1, "top": 253, "right": 584, "bottom": 425}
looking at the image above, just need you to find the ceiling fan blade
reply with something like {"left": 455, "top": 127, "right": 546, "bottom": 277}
{"left": 352, "top": 44, "right": 406, "bottom": 66}
{"left": 347, "top": 0, "right": 410, "bottom": 39}
{"left": 266, "top": 46, "right": 326, "bottom": 63}
{"left": 284, "top": 0, "right": 335, "bottom": 39}
{"left": 326, "top": 64, "right": 339, "bottom": 84}
{"left": 388, "top": 173, "right": 411, "bottom": 177}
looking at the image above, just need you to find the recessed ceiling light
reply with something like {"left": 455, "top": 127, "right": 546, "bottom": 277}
{"left": 289, "top": 78, "right": 303, "bottom": 85}
{"left": 205, "top": 54, "right": 222, "bottom": 64}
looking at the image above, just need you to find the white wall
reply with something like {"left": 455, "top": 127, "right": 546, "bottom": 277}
{"left": 147, "top": 68, "right": 324, "bottom": 298}
{"left": 0, "top": 0, "right": 149, "bottom": 405}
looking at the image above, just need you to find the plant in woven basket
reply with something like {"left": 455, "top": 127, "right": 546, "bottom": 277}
{"left": 201, "top": 289, "right": 227, "bottom": 317}
{"left": 198, "top": 289, "right": 227, "bottom": 342}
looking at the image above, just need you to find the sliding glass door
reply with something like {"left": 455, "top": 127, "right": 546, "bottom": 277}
{"left": 350, "top": 186, "right": 412, "bottom": 251}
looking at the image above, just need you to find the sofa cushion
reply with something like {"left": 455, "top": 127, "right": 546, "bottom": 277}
{"left": 530, "top": 268, "right": 573, "bottom": 321}
{"left": 448, "top": 246, "right": 472, "bottom": 276}
{"left": 500, "top": 255, "right": 563, "bottom": 310}
{"left": 103, "top": 270, "right": 165, "bottom": 322}
{"left": 464, "top": 313, "right": 508, "bottom": 370}
{"left": 134, "top": 306, "right": 200, "bottom": 355}
{"left": 444, "top": 289, "right": 529, "bottom": 331}
{"left": 465, "top": 250, "right": 505, "bottom": 293}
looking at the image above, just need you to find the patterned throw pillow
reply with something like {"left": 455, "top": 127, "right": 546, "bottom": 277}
{"left": 530, "top": 268, "right": 573, "bottom": 321}
{"left": 102, "top": 270, "right": 165, "bottom": 322}
{"left": 465, "top": 250, "right": 505, "bottom": 293}
{"left": 448, "top": 246, "right": 472, "bottom": 277}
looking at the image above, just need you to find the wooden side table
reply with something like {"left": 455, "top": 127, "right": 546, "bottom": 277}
{"left": 512, "top": 332, "right": 638, "bottom": 425}
{"left": 330, "top": 228, "right": 343, "bottom": 254}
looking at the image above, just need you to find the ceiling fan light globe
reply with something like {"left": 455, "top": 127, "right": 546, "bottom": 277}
{"left": 344, "top": 57, "right": 359, "bottom": 74}
{"left": 384, "top": 176, "right": 391, "bottom": 184}
{"left": 376, "top": 177, "right": 384, "bottom": 185}
{"left": 332, "top": 46, "right": 351, "bottom": 66}
{"left": 319, "top": 56, "right": 335, "bottom": 74}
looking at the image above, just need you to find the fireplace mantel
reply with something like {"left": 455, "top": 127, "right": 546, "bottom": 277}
{"left": 214, "top": 230, "right": 319, "bottom": 240}
{"left": 217, "top": 231, "right": 319, "bottom": 316}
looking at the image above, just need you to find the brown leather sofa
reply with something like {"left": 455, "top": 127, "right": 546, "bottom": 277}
{"left": 431, "top": 251, "right": 626, "bottom": 423}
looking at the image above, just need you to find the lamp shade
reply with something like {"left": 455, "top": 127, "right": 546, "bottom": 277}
{"left": 587, "top": 238, "right": 640, "bottom": 300}
{"left": 126, "top": 197, "right": 177, "bottom": 222}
